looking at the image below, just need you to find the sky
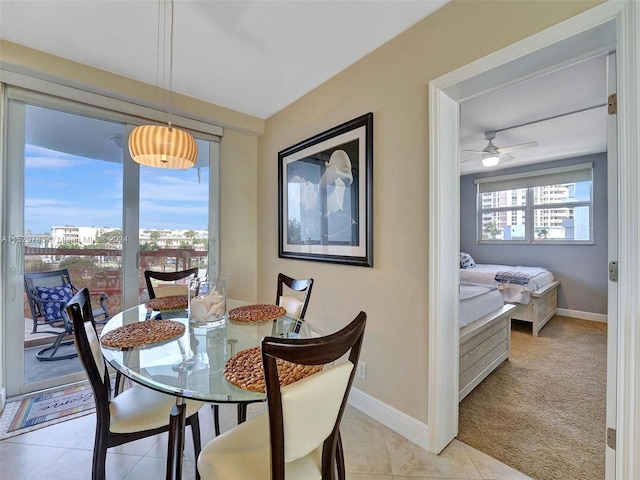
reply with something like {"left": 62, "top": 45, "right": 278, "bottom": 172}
{"left": 24, "top": 144, "right": 210, "bottom": 235}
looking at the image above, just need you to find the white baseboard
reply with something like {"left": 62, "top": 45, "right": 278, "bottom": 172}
{"left": 348, "top": 387, "right": 430, "bottom": 450}
{"left": 556, "top": 308, "right": 608, "bottom": 323}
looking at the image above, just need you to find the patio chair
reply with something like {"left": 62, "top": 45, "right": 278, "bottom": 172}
{"left": 24, "top": 269, "right": 110, "bottom": 361}
{"left": 66, "top": 288, "right": 203, "bottom": 480}
{"left": 144, "top": 267, "right": 199, "bottom": 299}
{"left": 198, "top": 311, "right": 367, "bottom": 480}
{"left": 211, "top": 273, "right": 315, "bottom": 437}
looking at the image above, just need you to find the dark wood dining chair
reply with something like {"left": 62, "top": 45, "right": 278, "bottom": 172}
{"left": 24, "top": 269, "right": 110, "bottom": 361}
{"left": 198, "top": 311, "right": 366, "bottom": 480}
{"left": 144, "top": 267, "right": 199, "bottom": 299}
{"left": 211, "top": 273, "right": 315, "bottom": 437}
{"left": 275, "top": 272, "right": 314, "bottom": 320}
{"left": 67, "top": 288, "right": 203, "bottom": 480}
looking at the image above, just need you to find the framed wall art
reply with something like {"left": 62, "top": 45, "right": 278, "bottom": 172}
{"left": 278, "top": 112, "right": 373, "bottom": 267}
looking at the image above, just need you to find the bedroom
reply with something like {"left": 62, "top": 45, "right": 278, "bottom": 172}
{"left": 454, "top": 51, "right": 611, "bottom": 477}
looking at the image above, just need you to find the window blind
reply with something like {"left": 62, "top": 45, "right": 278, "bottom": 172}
{"left": 474, "top": 162, "right": 593, "bottom": 193}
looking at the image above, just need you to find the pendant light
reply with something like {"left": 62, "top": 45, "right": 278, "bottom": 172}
{"left": 129, "top": 0, "right": 197, "bottom": 169}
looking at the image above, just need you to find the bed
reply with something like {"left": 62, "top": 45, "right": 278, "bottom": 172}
{"left": 458, "top": 282, "right": 516, "bottom": 402}
{"left": 459, "top": 255, "right": 560, "bottom": 336}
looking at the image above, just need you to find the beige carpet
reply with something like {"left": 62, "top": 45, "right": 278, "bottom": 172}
{"left": 458, "top": 316, "right": 607, "bottom": 480}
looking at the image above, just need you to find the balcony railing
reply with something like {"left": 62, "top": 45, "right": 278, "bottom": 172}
{"left": 24, "top": 246, "right": 208, "bottom": 315}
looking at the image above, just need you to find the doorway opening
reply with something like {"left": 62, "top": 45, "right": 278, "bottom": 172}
{"left": 427, "top": 3, "right": 639, "bottom": 479}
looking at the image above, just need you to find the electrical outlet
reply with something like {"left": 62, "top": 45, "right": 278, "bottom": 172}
{"left": 357, "top": 361, "right": 366, "bottom": 379}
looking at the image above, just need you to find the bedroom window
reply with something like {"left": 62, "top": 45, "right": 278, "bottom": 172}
{"left": 475, "top": 163, "right": 593, "bottom": 244}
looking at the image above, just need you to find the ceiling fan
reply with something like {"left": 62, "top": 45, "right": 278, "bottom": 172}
{"left": 462, "top": 130, "right": 538, "bottom": 167}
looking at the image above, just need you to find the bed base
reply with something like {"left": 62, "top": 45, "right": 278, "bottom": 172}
{"left": 459, "top": 304, "right": 516, "bottom": 402}
{"left": 509, "top": 280, "right": 560, "bottom": 337}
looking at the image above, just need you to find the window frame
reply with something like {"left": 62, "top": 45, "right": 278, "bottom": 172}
{"left": 475, "top": 163, "right": 594, "bottom": 245}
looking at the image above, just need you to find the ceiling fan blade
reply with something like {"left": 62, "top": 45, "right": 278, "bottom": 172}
{"left": 499, "top": 153, "right": 515, "bottom": 161}
{"left": 498, "top": 141, "right": 538, "bottom": 154}
{"left": 460, "top": 156, "right": 481, "bottom": 164}
{"left": 461, "top": 149, "right": 486, "bottom": 154}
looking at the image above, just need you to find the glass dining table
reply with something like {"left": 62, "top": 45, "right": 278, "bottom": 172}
{"left": 99, "top": 299, "right": 319, "bottom": 480}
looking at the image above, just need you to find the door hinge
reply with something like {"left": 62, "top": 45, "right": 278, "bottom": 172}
{"left": 608, "top": 93, "right": 617, "bottom": 114}
{"left": 607, "top": 427, "right": 616, "bottom": 450}
{"left": 609, "top": 261, "right": 618, "bottom": 282}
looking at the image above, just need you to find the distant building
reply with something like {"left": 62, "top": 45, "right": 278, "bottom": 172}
{"left": 47, "top": 226, "right": 208, "bottom": 248}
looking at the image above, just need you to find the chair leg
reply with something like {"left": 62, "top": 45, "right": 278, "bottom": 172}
{"left": 237, "top": 403, "right": 247, "bottom": 424}
{"left": 189, "top": 412, "right": 202, "bottom": 480}
{"left": 336, "top": 431, "right": 346, "bottom": 480}
{"left": 212, "top": 404, "right": 221, "bottom": 436}
{"left": 93, "top": 428, "right": 108, "bottom": 480}
{"left": 36, "top": 334, "right": 77, "bottom": 361}
{"left": 212, "top": 402, "right": 249, "bottom": 437}
{"left": 114, "top": 372, "right": 124, "bottom": 396}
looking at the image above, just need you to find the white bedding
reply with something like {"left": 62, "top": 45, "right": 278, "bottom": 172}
{"left": 459, "top": 281, "right": 505, "bottom": 328}
{"left": 459, "top": 264, "right": 555, "bottom": 304}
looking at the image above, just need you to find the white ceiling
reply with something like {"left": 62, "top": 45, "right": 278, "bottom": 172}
{"left": 0, "top": 1, "right": 608, "bottom": 172}
{"left": 459, "top": 54, "right": 608, "bottom": 174}
{"left": 0, "top": 0, "right": 448, "bottom": 119}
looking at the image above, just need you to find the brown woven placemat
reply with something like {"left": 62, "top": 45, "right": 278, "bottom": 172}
{"left": 145, "top": 295, "right": 188, "bottom": 312}
{"left": 228, "top": 304, "right": 287, "bottom": 324}
{"left": 223, "top": 346, "right": 322, "bottom": 393}
{"left": 100, "top": 320, "right": 185, "bottom": 349}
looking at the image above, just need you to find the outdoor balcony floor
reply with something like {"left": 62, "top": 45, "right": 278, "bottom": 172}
{"left": 23, "top": 318, "right": 84, "bottom": 384}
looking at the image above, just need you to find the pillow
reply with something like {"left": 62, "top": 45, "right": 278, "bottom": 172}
{"left": 34, "top": 284, "right": 74, "bottom": 321}
{"left": 460, "top": 252, "right": 476, "bottom": 269}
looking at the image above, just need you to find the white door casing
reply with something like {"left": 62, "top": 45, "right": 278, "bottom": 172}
{"left": 605, "top": 51, "right": 618, "bottom": 480}
{"left": 428, "top": 2, "right": 639, "bottom": 479}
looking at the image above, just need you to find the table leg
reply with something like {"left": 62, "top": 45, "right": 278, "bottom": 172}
{"left": 167, "top": 399, "right": 186, "bottom": 480}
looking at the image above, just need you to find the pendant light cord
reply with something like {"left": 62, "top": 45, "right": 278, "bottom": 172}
{"left": 168, "top": 0, "right": 175, "bottom": 128}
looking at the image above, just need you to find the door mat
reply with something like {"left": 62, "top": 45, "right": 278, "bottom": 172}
{"left": 0, "top": 385, "right": 95, "bottom": 440}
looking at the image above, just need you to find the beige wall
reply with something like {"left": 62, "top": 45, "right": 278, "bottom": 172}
{"left": 219, "top": 129, "right": 258, "bottom": 301}
{"left": 256, "top": 0, "right": 602, "bottom": 422}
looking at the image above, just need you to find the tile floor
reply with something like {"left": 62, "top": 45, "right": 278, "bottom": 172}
{"left": 0, "top": 402, "right": 533, "bottom": 480}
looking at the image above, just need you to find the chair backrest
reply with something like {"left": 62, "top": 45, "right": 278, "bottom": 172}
{"left": 261, "top": 311, "right": 366, "bottom": 479}
{"left": 144, "top": 268, "right": 199, "bottom": 299}
{"left": 275, "top": 273, "right": 314, "bottom": 319}
{"left": 66, "top": 288, "right": 113, "bottom": 412}
{"left": 25, "top": 269, "right": 76, "bottom": 322}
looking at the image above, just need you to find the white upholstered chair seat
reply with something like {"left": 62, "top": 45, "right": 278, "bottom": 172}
{"left": 110, "top": 384, "right": 203, "bottom": 433}
{"left": 279, "top": 295, "right": 303, "bottom": 318}
{"left": 197, "top": 415, "right": 322, "bottom": 480}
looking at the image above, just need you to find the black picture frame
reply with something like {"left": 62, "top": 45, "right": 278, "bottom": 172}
{"left": 278, "top": 112, "right": 373, "bottom": 267}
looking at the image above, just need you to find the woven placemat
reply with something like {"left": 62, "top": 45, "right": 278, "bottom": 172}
{"left": 101, "top": 320, "right": 185, "bottom": 349}
{"left": 228, "top": 304, "right": 287, "bottom": 324}
{"left": 223, "top": 346, "right": 322, "bottom": 393}
{"left": 145, "top": 295, "right": 188, "bottom": 312}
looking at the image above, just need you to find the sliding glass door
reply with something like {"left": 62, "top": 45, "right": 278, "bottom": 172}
{"left": 3, "top": 88, "right": 219, "bottom": 397}
{"left": 5, "top": 100, "right": 126, "bottom": 393}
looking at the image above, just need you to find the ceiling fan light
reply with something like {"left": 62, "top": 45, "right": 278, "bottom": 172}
{"left": 129, "top": 125, "right": 198, "bottom": 169}
{"left": 482, "top": 154, "right": 500, "bottom": 167}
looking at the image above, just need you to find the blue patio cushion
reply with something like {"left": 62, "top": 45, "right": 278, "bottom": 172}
{"left": 34, "top": 284, "right": 74, "bottom": 321}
